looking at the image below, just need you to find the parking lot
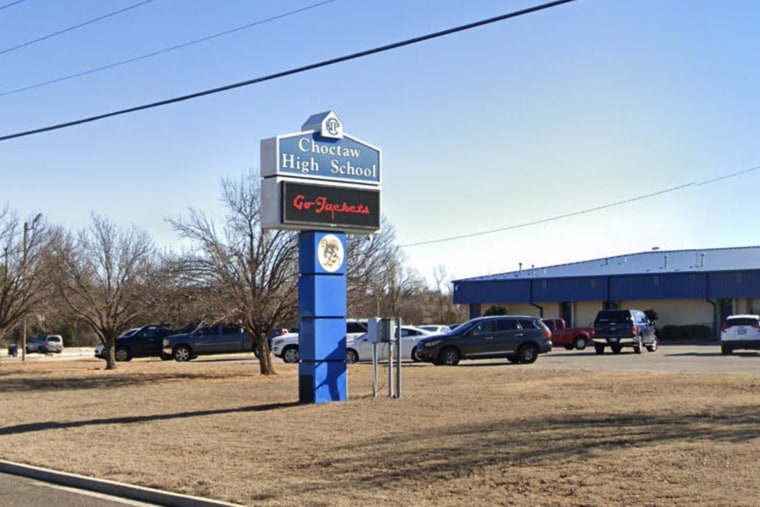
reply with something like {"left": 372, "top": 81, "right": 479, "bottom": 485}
{"left": 537, "top": 342, "right": 760, "bottom": 375}
{"left": 4, "top": 343, "right": 759, "bottom": 376}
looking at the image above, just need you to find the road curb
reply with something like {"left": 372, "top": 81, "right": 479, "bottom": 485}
{"left": 0, "top": 460, "right": 244, "bottom": 507}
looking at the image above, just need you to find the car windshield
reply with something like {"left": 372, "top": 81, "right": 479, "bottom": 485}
{"left": 594, "top": 311, "right": 631, "bottom": 324}
{"left": 725, "top": 317, "right": 759, "bottom": 328}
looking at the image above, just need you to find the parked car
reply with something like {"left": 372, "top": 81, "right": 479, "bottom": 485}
{"left": 94, "top": 324, "right": 176, "bottom": 361}
{"left": 271, "top": 319, "right": 368, "bottom": 363}
{"left": 720, "top": 314, "right": 760, "bottom": 355}
{"left": 345, "top": 325, "right": 434, "bottom": 363}
{"left": 251, "top": 328, "right": 297, "bottom": 359}
{"left": 417, "top": 315, "right": 552, "bottom": 366}
{"left": 541, "top": 318, "right": 595, "bottom": 350}
{"left": 592, "top": 309, "right": 658, "bottom": 354}
{"left": 163, "top": 323, "right": 254, "bottom": 361}
{"left": 417, "top": 324, "right": 452, "bottom": 334}
{"left": 94, "top": 327, "right": 140, "bottom": 358}
{"left": 26, "top": 334, "right": 64, "bottom": 354}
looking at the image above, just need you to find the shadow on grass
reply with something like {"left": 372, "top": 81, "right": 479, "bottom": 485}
{"left": 0, "top": 371, "right": 229, "bottom": 392}
{"left": 287, "top": 404, "right": 760, "bottom": 496}
{"left": 0, "top": 401, "right": 301, "bottom": 437}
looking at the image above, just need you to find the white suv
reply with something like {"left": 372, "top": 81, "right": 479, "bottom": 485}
{"left": 25, "top": 334, "right": 64, "bottom": 354}
{"left": 720, "top": 314, "right": 760, "bottom": 355}
{"left": 271, "top": 320, "right": 368, "bottom": 363}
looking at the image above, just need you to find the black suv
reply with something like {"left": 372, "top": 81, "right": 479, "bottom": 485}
{"left": 417, "top": 315, "right": 552, "bottom": 366}
{"left": 95, "top": 324, "right": 177, "bottom": 361}
{"left": 592, "top": 309, "right": 658, "bottom": 354}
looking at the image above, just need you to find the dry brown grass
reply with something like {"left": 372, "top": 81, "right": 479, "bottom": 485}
{"left": 1, "top": 357, "right": 759, "bottom": 506}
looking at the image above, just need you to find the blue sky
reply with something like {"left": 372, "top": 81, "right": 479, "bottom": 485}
{"left": 1, "top": 0, "right": 758, "bottom": 284}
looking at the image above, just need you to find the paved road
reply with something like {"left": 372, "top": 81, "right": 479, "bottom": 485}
{"left": 0, "top": 473, "right": 155, "bottom": 507}
{"left": 0, "top": 347, "right": 96, "bottom": 361}
{"left": 537, "top": 343, "right": 760, "bottom": 375}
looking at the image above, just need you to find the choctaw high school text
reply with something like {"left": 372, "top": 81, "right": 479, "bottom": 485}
{"left": 281, "top": 138, "right": 377, "bottom": 178}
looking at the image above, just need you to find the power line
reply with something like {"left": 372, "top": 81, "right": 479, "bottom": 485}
{"left": 0, "top": 0, "right": 577, "bottom": 142}
{"left": 401, "top": 165, "right": 760, "bottom": 248}
{"left": 0, "top": 0, "right": 27, "bottom": 12}
{"left": 0, "top": 0, "right": 338, "bottom": 98}
{"left": 0, "top": 0, "right": 155, "bottom": 57}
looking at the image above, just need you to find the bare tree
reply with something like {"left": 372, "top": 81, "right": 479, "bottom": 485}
{"left": 52, "top": 215, "right": 159, "bottom": 369}
{"left": 0, "top": 208, "right": 52, "bottom": 350}
{"left": 167, "top": 172, "right": 299, "bottom": 375}
{"left": 345, "top": 218, "right": 407, "bottom": 317}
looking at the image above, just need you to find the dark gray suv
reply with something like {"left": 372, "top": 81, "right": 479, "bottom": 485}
{"left": 417, "top": 315, "right": 552, "bottom": 366}
{"left": 592, "top": 309, "right": 658, "bottom": 354}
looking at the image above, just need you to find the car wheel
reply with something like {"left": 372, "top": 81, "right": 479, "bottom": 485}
{"left": 438, "top": 347, "right": 460, "bottom": 366}
{"left": 346, "top": 349, "right": 359, "bottom": 364}
{"left": 411, "top": 346, "right": 422, "bottom": 362}
{"left": 646, "top": 337, "right": 658, "bottom": 352}
{"left": 517, "top": 343, "right": 539, "bottom": 364}
{"left": 574, "top": 336, "right": 588, "bottom": 350}
{"left": 115, "top": 346, "right": 132, "bottom": 362}
{"left": 611, "top": 344, "right": 622, "bottom": 354}
{"left": 594, "top": 344, "right": 605, "bottom": 354}
{"left": 173, "top": 345, "right": 192, "bottom": 362}
{"left": 721, "top": 345, "right": 732, "bottom": 355}
{"left": 282, "top": 345, "right": 299, "bottom": 363}
{"left": 633, "top": 336, "right": 642, "bottom": 354}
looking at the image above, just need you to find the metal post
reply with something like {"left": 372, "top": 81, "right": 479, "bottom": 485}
{"left": 371, "top": 342, "right": 377, "bottom": 399}
{"left": 387, "top": 335, "right": 393, "bottom": 398}
{"left": 21, "top": 222, "right": 28, "bottom": 362}
{"left": 397, "top": 318, "right": 403, "bottom": 398}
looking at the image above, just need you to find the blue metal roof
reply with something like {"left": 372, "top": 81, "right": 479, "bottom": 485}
{"left": 454, "top": 246, "right": 760, "bottom": 282}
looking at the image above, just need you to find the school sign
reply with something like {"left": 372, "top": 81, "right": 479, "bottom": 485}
{"left": 261, "top": 111, "right": 381, "bottom": 233}
{"left": 260, "top": 112, "right": 381, "bottom": 404}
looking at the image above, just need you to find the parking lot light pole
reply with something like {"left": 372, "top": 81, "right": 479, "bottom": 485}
{"left": 21, "top": 214, "right": 42, "bottom": 362}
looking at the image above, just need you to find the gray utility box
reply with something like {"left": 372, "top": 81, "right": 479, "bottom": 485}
{"left": 366, "top": 318, "right": 397, "bottom": 343}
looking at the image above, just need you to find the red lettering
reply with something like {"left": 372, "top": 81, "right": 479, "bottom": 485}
{"left": 291, "top": 194, "right": 371, "bottom": 221}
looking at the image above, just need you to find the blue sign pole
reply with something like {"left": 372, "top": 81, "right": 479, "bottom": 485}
{"left": 297, "top": 231, "right": 347, "bottom": 404}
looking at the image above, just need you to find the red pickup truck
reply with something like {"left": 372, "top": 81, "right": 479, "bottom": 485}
{"left": 541, "top": 318, "right": 595, "bottom": 350}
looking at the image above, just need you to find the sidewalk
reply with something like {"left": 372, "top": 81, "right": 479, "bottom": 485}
{"left": 0, "top": 460, "right": 243, "bottom": 507}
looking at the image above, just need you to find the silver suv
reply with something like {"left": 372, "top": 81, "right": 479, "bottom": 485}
{"left": 720, "top": 314, "right": 760, "bottom": 355}
{"left": 25, "top": 334, "right": 64, "bottom": 354}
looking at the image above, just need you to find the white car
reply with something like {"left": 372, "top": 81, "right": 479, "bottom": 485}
{"left": 345, "top": 325, "right": 434, "bottom": 363}
{"left": 271, "top": 320, "right": 368, "bottom": 363}
{"left": 720, "top": 314, "right": 760, "bottom": 355}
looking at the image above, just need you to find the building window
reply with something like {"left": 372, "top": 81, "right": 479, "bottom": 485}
{"left": 653, "top": 275, "right": 659, "bottom": 287}
{"left": 590, "top": 278, "right": 597, "bottom": 288}
{"left": 542, "top": 280, "right": 548, "bottom": 290}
